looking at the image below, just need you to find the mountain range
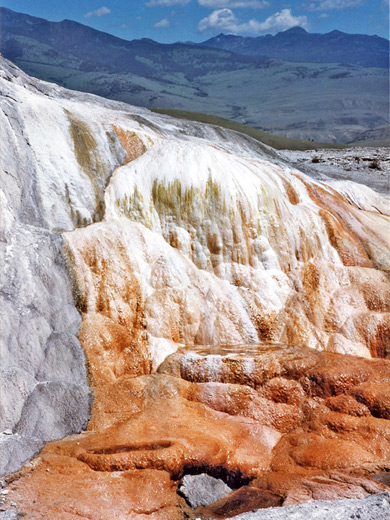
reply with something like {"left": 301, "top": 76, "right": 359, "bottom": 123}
{"left": 0, "top": 7, "right": 268, "bottom": 78}
{"left": 1, "top": 7, "right": 389, "bottom": 144}
{"left": 202, "top": 27, "right": 389, "bottom": 69}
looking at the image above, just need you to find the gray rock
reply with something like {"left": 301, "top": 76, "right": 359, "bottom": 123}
{"left": 0, "top": 62, "right": 92, "bottom": 477}
{"left": 205, "top": 492, "right": 390, "bottom": 520}
{"left": 0, "top": 512, "right": 18, "bottom": 520}
{"left": 15, "top": 382, "right": 90, "bottom": 441}
{"left": 179, "top": 474, "right": 232, "bottom": 509}
{"left": 0, "top": 221, "right": 91, "bottom": 476}
{"left": 0, "top": 434, "right": 44, "bottom": 479}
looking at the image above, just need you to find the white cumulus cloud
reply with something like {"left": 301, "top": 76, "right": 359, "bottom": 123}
{"left": 308, "top": 0, "right": 363, "bottom": 10}
{"left": 198, "top": 8, "right": 237, "bottom": 32}
{"left": 257, "top": 8, "right": 308, "bottom": 31}
{"left": 84, "top": 6, "right": 111, "bottom": 18}
{"left": 198, "top": 0, "right": 269, "bottom": 9}
{"left": 146, "top": 0, "right": 191, "bottom": 6}
{"left": 155, "top": 18, "right": 171, "bottom": 27}
{"left": 198, "top": 8, "right": 308, "bottom": 34}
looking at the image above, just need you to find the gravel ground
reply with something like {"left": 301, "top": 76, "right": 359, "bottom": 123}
{"left": 279, "top": 147, "right": 390, "bottom": 197}
{"left": 202, "top": 492, "right": 390, "bottom": 520}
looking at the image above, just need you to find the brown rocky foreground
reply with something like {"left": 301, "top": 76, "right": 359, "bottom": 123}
{"left": 3, "top": 345, "right": 390, "bottom": 518}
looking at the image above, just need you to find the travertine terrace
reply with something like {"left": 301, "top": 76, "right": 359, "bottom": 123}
{"left": 0, "top": 59, "right": 389, "bottom": 518}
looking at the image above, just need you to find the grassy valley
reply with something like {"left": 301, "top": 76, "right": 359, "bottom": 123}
{"left": 150, "top": 108, "right": 346, "bottom": 150}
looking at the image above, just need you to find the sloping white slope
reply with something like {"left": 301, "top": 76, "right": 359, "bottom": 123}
{"left": 1, "top": 58, "right": 390, "bottom": 474}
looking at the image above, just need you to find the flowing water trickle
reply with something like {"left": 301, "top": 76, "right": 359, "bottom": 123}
{"left": 199, "top": 289, "right": 218, "bottom": 346}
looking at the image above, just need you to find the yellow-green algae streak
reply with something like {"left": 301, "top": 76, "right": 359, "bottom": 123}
{"left": 67, "top": 110, "right": 122, "bottom": 226}
{"left": 114, "top": 175, "right": 282, "bottom": 271}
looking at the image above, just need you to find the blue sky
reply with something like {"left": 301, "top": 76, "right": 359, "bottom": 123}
{"left": 1, "top": 0, "right": 388, "bottom": 42}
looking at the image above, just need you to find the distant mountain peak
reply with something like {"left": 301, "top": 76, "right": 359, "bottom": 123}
{"left": 200, "top": 27, "right": 388, "bottom": 68}
{"left": 211, "top": 33, "right": 238, "bottom": 41}
{"left": 282, "top": 26, "right": 308, "bottom": 34}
